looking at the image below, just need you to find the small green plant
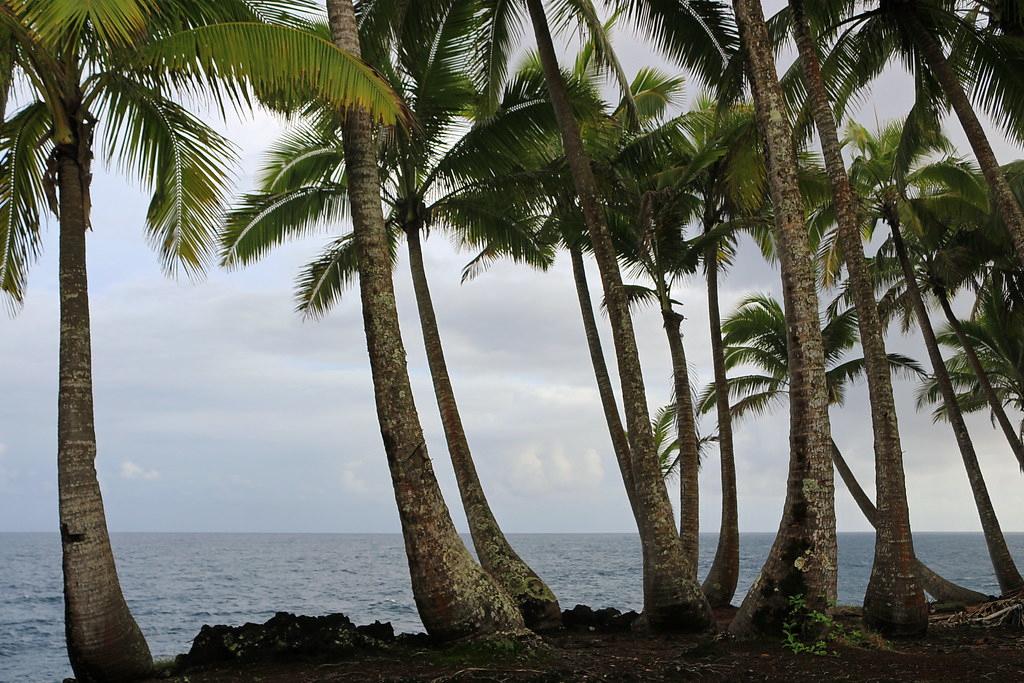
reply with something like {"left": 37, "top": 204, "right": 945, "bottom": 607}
{"left": 781, "top": 594, "right": 835, "bottom": 656}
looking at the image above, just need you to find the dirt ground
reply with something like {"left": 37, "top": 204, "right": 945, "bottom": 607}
{"left": 146, "top": 607, "right": 1024, "bottom": 683}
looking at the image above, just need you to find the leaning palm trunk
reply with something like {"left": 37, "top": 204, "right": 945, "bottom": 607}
{"left": 325, "top": 0, "right": 525, "bottom": 640}
{"left": 830, "top": 442, "right": 989, "bottom": 605}
{"left": 525, "top": 0, "right": 711, "bottom": 630}
{"left": 729, "top": 0, "right": 838, "bottom": 637}
{"left": 405, "top": 227, "right": 560, "bottom": 630}
{"left": 701, "top": 244, "right": 740, "bottom": 608}
{"left": 569, "top": 246, "right": 638, "bottom": 518}
{"left": 934, "top": 290, "right": 1024, "bottom": 471}
{"left": 57, "top": 129, "right": 153, "bottom": 681}
{"left": 791, "top": 0, "right": 926, "bottom": 635}
{"left": 662, "top": 306, "right": 700, "bottom": 578}
{"left": 888, "top": 216, "right": 1024, "bottom": 594}
{"left": 911, "top": 20, "right": 1024, "bottom": 270}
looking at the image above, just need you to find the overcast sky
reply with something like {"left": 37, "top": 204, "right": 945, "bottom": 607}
{"left": 2, "top": 2, "right": 1022, "bottom": 535}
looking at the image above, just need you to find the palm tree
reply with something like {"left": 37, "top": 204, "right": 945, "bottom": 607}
{"left": 846, "top": 118, "right": 1024, "bottom": 594}
{"left": 823, "top": 0, "right": 1024, "bottom": 270}
{"left": 315, "top": 0, "right": 528, "bottom": 640}
{"left": 788, "top": 0, "right": 927, "bottom": 635}
{"left": 0, "top": 3, "right": 402, "bottom": 679}
{"left": 700, "top": 294, "right": 988, "bottom": 605}
{"left": 673, "top": 97, "right": 766, "bottom": 608}
{"left": 475, "top": 0, "right": 712, "bottom": 630}
{"left": 224, "top": 1, "right": 560, "bottom": 630}
{"left": 728, "top": 0, "right": 838, "bottom": 637}
{"left": 919, "top": 270, "right": 1024, "bottom": 449}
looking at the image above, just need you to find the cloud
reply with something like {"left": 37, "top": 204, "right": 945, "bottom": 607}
{"left": 504, "top": 445, "right": 604, "bottom": 498}
{"left": 120, "top": 461, "right": 160, "bottom": 481}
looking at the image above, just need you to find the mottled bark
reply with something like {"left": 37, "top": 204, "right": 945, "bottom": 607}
{"left": 729, "top": 0, "right": 838, "bottom": 638}
{"left": 525, "top": 0, "right": 711, "bottom": 631}
{"left": 935, "top": 290, "right": 1024, "bottom": 471}
{"left": 889, "top": 217, "right": 1024, "bottom": 594}
{"left": 569, "top": 246, "right": 638, "bottom": 518}
{"left": 911, "top": 19, "right": 1024, "bottom": 270}
{"left": 831, "top": 441, "right": 988, "bottom": 605}
{"left": 405, "top": 226, "right": 560, "bottom": 630}
{"left": 790, "top": 0, "right": 925, "bottom": 636}
{"left": 662, "top": 306, "right": 700, "bottom": 578}
{"left": 701, "top": 246, "right": 739, "bottom": 607}
{"left": 57, "top": 128, "right": 153, "bottom": 681}
{"left": 325, "top": 0, "right": 525, "bottom": 640}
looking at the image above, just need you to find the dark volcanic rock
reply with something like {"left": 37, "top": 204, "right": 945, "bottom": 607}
{"left": 562, "top": 605, "right": 640, "bottom": 632}
{"left": 180, "top": 612, "right": 392, "bottom": 668}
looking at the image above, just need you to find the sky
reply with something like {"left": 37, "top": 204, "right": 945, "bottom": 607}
{"left": 1, "top": 2, "right": 1023, "bottom": 535}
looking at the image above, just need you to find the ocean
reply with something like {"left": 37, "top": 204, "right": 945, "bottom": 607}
{"left": 2, "top": 532, "right": 1021, "bottom": 682}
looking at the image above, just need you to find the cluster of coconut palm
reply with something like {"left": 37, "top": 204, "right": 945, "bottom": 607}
{"left": 2, "top": 1, "right": 1023, "bottom": 681}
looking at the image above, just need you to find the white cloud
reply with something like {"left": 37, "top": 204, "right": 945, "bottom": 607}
{"left": 120, "top": 460, "right": 160, "bottom": 481}
{"left": 505, "top": 445, "right": 605, "bottom": 497}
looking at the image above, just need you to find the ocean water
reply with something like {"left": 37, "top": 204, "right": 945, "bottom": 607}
{"left": 2, "top": 532, "right": 1021, "bottom": 682}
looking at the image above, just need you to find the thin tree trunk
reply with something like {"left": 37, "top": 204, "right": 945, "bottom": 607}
{"left": 56, "top": 129, "right": 153, "bottom": 682}
{"left": 405, "top": 226, "right": 560, "bottom": 630}
{"left": 912, "top": 19, "right": 1024, "bottom": 270}
{"left": 701, "top": 246, "right": 739, "bottom": 608}
{"left": 889, "top": 216, "right": 1024, "bottom": 594}
{"left": 525, "top": 0, "right": 711, "bottom": 631}
{"left": 831, "top": 441, "right": 989, "bottom": 605}
{"left": 662, "top": 306, "right": 700, "bottom": 578}
{"left": 729, "top": 0, "right": 838, "bottom": 638}
{"left": 935, "top": 290, "right": 1024, "bottom": 471}
{"left": 325, "top": 0, "right": 525, "bottom": 640}
{"left": 791, "top": 0, "right": 926, "bottom": 636}
{"left": 569, "top": 245, "right": 638, "bottom": 518}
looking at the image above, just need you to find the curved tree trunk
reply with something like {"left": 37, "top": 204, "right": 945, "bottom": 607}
{"left": 911, "top": 18, "right": 1024, "bottom": 271}
{"left": 889, "top": 217, "right": 1024, "bottom": 594}
{"left": 325, "top": 0, "right": 525, "bottom": 640}
{"left": 935, "top": 290, "right": 1024, "bottom": 471}
{"left": 56, "top": 130, "right": 153, "bottom": 682}
{"left": 701, "top": 246, "right": 739, "bottom": 608}
{"left": 405, "top": 227, "right": 560, "bottom": 630}
{"left": 569, "top": 245, "right": 638, "bottom": 518}
{"left": 526, "top": 0, "right": 711, "bottom": 631}
{"left": 729, "top": 0, "right": 838, "bottom": 638}
{"left": 791, "top": 0, "right": 926, "bottom": 636}
{"left": 831, "top": 441, "right": 989, "bottom": 605}
{"left": 662, "top": 306, "right": 700, "bottom": 579}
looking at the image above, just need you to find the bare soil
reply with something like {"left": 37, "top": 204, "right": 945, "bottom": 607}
{"left": 148, "top": 607, "right": 1024, "bottom": 682}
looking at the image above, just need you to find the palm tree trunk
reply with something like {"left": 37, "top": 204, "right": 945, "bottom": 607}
{"left": 790, "top": 0, "right": 926, "bottom": 636}
{"left": 912, "top": 19, "right": 1024, "bottom": 270}
{"left": 701, "top": 246, "right": 739, "bottom": 608}
{"left": 404, "top": 226, "right": 560, "bottom": 630}
{"left": 888, "top": 216, "right": 1024, "bottom": 594}
{"left": 568, "top": 245, "right": 638, "bottom": 518}
{"left": 729, "top": 0, "right": 838, "bottom": 638}
{"left": 325, "top": 0, "right": 525, "bottom": 640}
{"left": 56, "top": 130, "right": 153, "bottom": 682}
{"left": 662, "top": 306, "right": 700, "bottom": 578}
{"left": 935, "top": 289, "right": 1024, "bottom": 471}
{"left": 831, "top": 441, "right": 988, "bottom": 605}
{"left": 525, "top": 0, "right": 711, "bottom": 631}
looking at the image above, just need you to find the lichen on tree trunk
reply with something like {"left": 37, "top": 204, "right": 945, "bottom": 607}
{"left": 324, "top": 0, "right": 526, "bottom": 640}
{"left": 525, "top": 0, "right": 710, "bottom": 631}
{"left": 405, "top": 226, "right": 560, "bottom": 631}
{"left": 729, "top": 0, "right": 837, "bottom": 637}
{"left": 790, "top": 0, "right": 926, "bottom": 636}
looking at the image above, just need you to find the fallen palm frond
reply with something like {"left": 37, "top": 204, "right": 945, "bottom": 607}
{"left": 931, "top": 589, "right": 1024, "bottom": 628}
